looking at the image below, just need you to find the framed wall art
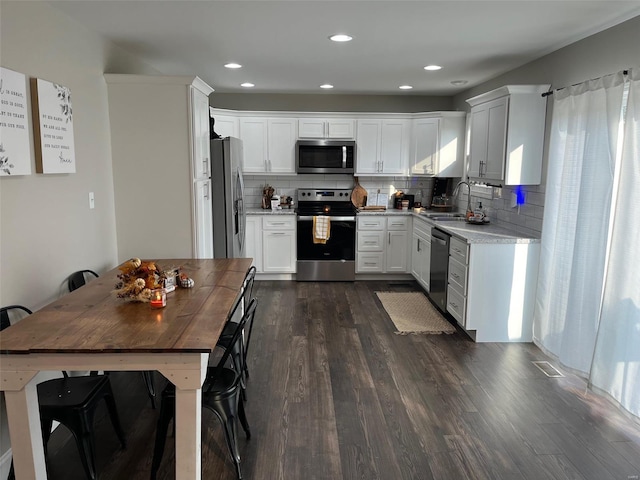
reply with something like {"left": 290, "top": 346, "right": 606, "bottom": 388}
{"left": 31, "top": 77, "right": 76, "bottom": 174}
{"left": 0, "top": 67, "right": 32, "bottom": 176}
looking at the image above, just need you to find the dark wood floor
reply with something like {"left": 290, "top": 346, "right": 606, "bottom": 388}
{"left": 42, "top": 280, "right": 640, "bottom": 480}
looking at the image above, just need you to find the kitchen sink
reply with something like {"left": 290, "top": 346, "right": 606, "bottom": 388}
{"left": 420, "top": 212, "right": 466, "bottom": 221}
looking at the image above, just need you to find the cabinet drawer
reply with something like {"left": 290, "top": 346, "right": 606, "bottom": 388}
{"left": 448, "top": 257, "right": 468, "bottom": 296}
{"left": 447, "top": 285, "right": 467, "bottom": 327}
{"left": 357, "top": 231, "right": 384, "bottom": 251}
{"left": 356, "top": 252, "right": 384, "bottom": 272}
{"left": 413, "top": 218, "right": 432, "bottom": 239}
{"left": 449, "top": 236, "right": 469, "bottom": 265}
{"left": 357, "top": 216, "right": 385, "bottom": 230}
{"left": 386, "top": 216, "right": 409, "bottom": 231}
{"left": 262, "top": 216, "right": 296, "bottom": 230}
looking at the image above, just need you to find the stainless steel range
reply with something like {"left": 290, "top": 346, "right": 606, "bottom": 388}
{"left": 296, "top": 189, "right": 357, "bottom": 281}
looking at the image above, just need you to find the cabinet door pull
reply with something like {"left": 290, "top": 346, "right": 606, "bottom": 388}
{"left": 270, "top": 232, "right": 285, "bottom": 236}
{"left": 203, "top": 157, "right": 209, "bottom": 176}
{"left": 417, "top": 239, "right": 421, "bottom": 252}
{"left": 449, "top": 302, "right": 459, "bottom": 309}
{"left": 452, "top": 272, "right": 460, "bottom": 280}
{"left": 388, "top": 232, "right": 391, "bottom": 245}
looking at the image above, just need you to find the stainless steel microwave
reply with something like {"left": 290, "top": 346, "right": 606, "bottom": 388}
{"left": 296, "top": 140, "right": 356, "bottom": 174}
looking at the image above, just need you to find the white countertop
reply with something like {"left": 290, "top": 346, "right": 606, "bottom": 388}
{"left": 414, "top": 214, "right": 540, "bottom": 244}
{"left": 246, "top": 207, "right": 296, "bottom": 215}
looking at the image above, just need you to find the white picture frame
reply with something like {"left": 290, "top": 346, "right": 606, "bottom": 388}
{"left": 0, "top": 67, "right": 32, "bottom": 176}
{"left": 31, "top": 77, "right": 76, "bottom": 174}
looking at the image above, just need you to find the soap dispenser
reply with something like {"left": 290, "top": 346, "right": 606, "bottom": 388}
{"left": 474, "top": 202, "right": 485, "bottom": 221}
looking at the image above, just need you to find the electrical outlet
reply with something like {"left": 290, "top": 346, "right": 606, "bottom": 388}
{"left": 89, "top": 192, "right": 95, "bottom": 209}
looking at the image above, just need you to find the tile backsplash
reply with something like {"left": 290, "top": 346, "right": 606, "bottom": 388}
{"left": 244, "top": 174, "right": 544, "bottom": 236}
{"left": 453, "top": 183, "right": 545, "bottom": 237}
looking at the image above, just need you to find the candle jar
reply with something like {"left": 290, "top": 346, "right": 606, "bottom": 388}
{"left": 150, "top": 288, "right": 167, "bottom": 308}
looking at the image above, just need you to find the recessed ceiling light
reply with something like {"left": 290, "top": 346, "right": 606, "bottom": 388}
{"left": 225, "top": 63, "right": 242, "bottom": 69}
{"left": 329, "top": 34, "right": 353, "bottom": 42}
{"left": 399, "top": 85, "right": 413, "bottom": 90}
{"left": 424, "top": 65, "right": 442, "bottom": 71}
{"left": 241, "top": 82, "right": 255, "bottom": 88}
{"left": 320, "top": 84, "right": 334, "bottom": 89}
{"left": 451, "top": 80, "right": 469, "bottom": 86}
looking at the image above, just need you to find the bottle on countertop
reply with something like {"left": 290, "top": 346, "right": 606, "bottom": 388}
{"left": 473, "top": 202, "right": 487, "bottom": 222}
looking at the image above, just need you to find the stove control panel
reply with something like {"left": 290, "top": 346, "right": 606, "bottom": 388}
{"left": 297, "top": 189, "right": 352, "bottom": 202}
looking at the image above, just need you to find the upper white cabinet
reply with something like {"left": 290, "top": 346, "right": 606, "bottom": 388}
{"left": 298, "top": 118, "right": 355, "bottom": 139}
{"left": 356, "top": 118, "right": 410, "bottom": 175}
{"left": 466, "top": 85, "right": 549, "bottom": 185}
{"left": 239, "top": 117, "right": 297, "bottom": 174}
{"left": 105, "top": 74, "right": 214, "bottom": 260}
{"left": 410, "top": 113, "right": 466, "bottom": 177}
{"left": 209, "top": 108, "right": 239, "bottom": 138}
{"left": 192, "top": 89, "right": 212, "bottom": 181}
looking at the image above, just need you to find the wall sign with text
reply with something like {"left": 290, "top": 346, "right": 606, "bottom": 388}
{"left": 31, "top": 77, "right": 76, "bottom": 174}
{"left": 0, "top": 67, "right": 32, "bottom": 176}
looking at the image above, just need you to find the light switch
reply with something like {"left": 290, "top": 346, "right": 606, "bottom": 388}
{"left": 89, "top": 192, "right": 95, "bottom": 209}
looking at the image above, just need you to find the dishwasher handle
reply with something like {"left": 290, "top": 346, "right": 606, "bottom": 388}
{"left": 431, "top": 229, "right": 450, "bottom": 246}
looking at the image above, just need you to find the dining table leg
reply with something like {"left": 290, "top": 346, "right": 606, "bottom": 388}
{"left": 160, "top": 352, "right": 209, "bottom": 480}
{"left": 2, "top": 372, "right": 47, "bottom": 479}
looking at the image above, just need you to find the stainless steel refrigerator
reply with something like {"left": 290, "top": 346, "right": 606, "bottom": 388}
{"left": 211, "top": 137, "right": 245, "bottom": 258}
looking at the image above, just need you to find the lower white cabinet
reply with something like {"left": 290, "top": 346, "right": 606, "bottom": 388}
{"left": 411, "top": 217, "right": 431, "bottom": 291}
{"left": 446, "top": 236, "right": 540, "bottom": 342}
{"left": 245, "top": 216, "right": 263, "bottom": 271}
{"left": 262, "top": 216, "right": 296, "bottom": 273}
{"left": 356, "top": 215, "right": 410, "bottom": 273}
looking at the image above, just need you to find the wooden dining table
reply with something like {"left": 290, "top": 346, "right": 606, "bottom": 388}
{"left": 0, "top": 257, "right": 253, "bottom": 480}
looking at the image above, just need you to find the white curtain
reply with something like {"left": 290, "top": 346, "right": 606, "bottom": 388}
{"left": 533, "top": 72, "right": 625, "bottom": 374}
{"left": 590, "top": 68, "right": 640, "bottom": 416}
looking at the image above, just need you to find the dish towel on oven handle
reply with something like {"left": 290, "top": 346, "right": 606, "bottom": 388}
{"left": 313, "top": 216, "right": 331, "bottom": 244}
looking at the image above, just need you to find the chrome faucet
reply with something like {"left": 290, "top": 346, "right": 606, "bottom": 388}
{"left": 452, "top": 181, "right": 473, "bottom": 216}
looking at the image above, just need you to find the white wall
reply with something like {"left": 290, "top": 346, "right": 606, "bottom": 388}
{"left": 0, "top": 1, "right": 159, "bottom": 473}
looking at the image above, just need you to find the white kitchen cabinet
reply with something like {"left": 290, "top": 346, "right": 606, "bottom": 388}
{"left": 192, "top": 88, "right": 212, "bottom": 181}
{"left": 356, "top": 215, "right": 410, "bottom": 273}
{"left": 411, "top": 217, "right": 431, "bottom": 291}
{"left": 105, "top": 74, "right": 214, "bottom": 260}
{"left": 209, "top": 108, "right": 239, "bottom": 138}
{"left": 466, "top": 85, "right": 549, "bottom": 185}
{"left": 239, "top": 117, "right": 297, "bottom": 174}
{"left": 262, "top": 216, "right": 296, "bottom": 273}
{"left": 355, "top": 119, "right": 410, "bottom": 175}
{"left": 445, "top": 235, "right": 540, "bottom": 342}
{"left": 193, "top": 179, "right": 213, "bottom": 258}
{"left": 245, "top": 216, "right": 263, "bottom": 272}
{"left": 298, "top": 118, "right": 355, "bottom": 139}
{"left": 410, "top": 113, "right": 466, "bottom": 177}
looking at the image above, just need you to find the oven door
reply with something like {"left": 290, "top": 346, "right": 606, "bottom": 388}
{"left": 296, "top": 216, "right": 356, "bottom": 281}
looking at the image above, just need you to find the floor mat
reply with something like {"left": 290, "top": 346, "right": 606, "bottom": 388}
{"left": 375, "top": 291, "right": 456, "bottom": 335}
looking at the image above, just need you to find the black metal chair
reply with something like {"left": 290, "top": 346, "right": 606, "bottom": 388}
{"left": 1, "top": 305, "right": 127, "bottom": 480}
{"left": 216, "top": 266, "right": 257, "bottom": 399}
{"left": 150, "top": 298, "right": 258, "bottom": 480}
{"left": 67, "top": 269, "right": 158, "bottom": 409}
{"left": 67, "top": 269, "right": 99, "bottom": 292}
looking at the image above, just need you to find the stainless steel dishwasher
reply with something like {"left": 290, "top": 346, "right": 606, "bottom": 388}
{"left": 430, "top": 228, "right": 450, "bottom": 312}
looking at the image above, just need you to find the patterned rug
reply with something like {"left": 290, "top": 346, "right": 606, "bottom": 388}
{"left": 375, "top": 291, "right": 456, "bottom": 335}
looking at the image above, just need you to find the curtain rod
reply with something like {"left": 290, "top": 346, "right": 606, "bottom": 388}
{"left": 541, "top": 69, "right": 629, "bottom": 97}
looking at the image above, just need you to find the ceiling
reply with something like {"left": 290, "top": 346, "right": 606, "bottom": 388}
{"left": 48, "top": 0, "right": 640, "bottom": 96}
